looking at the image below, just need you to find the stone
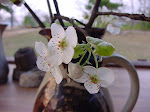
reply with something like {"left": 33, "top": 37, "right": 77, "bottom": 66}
{"left": 13, "top": 68, "right": 24, "bottom": 81}
{"left": 19, "top": 67, "right": 45, "bottom": 88}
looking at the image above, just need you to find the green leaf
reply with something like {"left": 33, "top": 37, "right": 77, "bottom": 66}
{"left": 86, "top": 36, "right": 103, "bottom": 46}
{"left": 86, "top": 36, "right": 115, "bottom": 56}
{"left": 73, "top": 44, "right": 86, "bottom": 59}
{"left": 94, "top": 41, "right": 115, "bottom": 56}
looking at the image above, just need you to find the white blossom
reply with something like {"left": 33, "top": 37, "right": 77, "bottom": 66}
{"left": 35, "top": 41, "right": 63, "bottom": 84}
{"left": 48, "top": 23, "right": 78, "bottom": 64}
{"left": 68, "top": 64, "right": 114, "bottom": 94}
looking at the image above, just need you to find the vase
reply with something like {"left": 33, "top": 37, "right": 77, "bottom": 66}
{"left": 0, "top": 24, "right": 9, "bottom": 84}
{"left": 76, "top": 28, "right": 105, "bottom": 44}
{"left": 33, "top": 55, "right": 139, "bottom": 112}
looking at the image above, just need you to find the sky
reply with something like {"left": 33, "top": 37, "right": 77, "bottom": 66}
{"left": 9, "top": 0, "right": 87, "bottom": 24}
{"left": 0, "top": 0, "right": 141, "bottom": 25}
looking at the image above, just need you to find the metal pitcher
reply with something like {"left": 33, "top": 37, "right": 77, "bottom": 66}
{"left": 33, "top": 54, "right": 139, "bottom": 112}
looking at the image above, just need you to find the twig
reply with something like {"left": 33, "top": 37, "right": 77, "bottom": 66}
{"left": 52, "top": 14, "right": 88, "bottom": 37}
{"left": 24, "top": 2, "right": 45, "bottom": 28}
{"left": 74, "top": 19, "right": 86, "bottom": 26}
{"left": 86, "top": 0, "right": 101, "bottom": 28}
{"left": 47, "top": 0, "right": 53, "bottom": 23}
{"left": 53, "top": 0, "right": 65, "bottom": 27}
{"left": 96, "top": 12, "right": 150, "bottom": 22}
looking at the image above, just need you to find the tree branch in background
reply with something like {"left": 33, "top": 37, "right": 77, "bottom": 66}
{"left": 47, "top": 0, "right": 53, "bottom": 23}
{"left": 74, "top": 19, "right": 86, "bottom": 26}
{"left": 52, "top": 14, "right": 88, "bottom": 37}
{"left": 53, "top": 0, "right": 65, "bottom": 27}
{"left": 86, "top": 0, "right": 101, "bottom": 28}
{"left": 96, "top": 12, "right": 150, "bottom": 22}
{"left": 24, "top": 2, "right": 45, "bottom": 28}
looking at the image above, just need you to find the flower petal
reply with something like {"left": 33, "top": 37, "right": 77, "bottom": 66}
{"left": 51, "top": 23, "right": 65, "bottom": 39}
{"left": 62, "top": 46, "right": 74, "bottom": 64}
{"left": 97, "top": 67, "right": 115, "bottom": 87}
{"left": 35, "top": 41, "right": 49, "bottom": 56}
{"left": 46, "top": 53, "right": 62, "bottom": 66}
{"left": 66, "top": 26, "right": 78, "bottom": 47}
{"left": 106, "top": 24, "right": 120, "bottom": 34}
{"left": 84, "top": 80, "right": 100, "bottom": 94}
{"left": 68, "top": 63, "right": 83, "bottom": 79}
{"left": 51, "top": 66, "right": 63, "bottom": 84}
{"left": 83, "top": 66, "right": 97, "bottom": 76}
{"left": 48, "top": 36, "right": 61, "bottom": 50}
{"left": 74, "top": 73, "right": 89, "bottom": 83}
{"left": 36, "top": 56, "right": 51, "bottom": 72}
{"left": 48, "top": 38, "right": 63, "bottom": 66}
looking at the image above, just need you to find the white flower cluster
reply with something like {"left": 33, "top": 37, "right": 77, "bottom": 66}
{"left": 35, "top": 23, "right": 114, "bottom": 94}
{"left": 35, "top": 23, "right": 77, "bottom": 84}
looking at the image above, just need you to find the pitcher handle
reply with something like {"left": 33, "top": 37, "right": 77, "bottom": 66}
{"left": 101, "top": 55, "right": 139, "bottom": 112}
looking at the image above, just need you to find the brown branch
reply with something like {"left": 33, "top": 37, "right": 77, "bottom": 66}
{"left": 74, "top": 19, "right": 86, "bottom": 26}
{"left": 96, "top": 12, "right": 150, "bottom": 22}
{"left": 86, "top": 0, "right": 101, "bottom": 28}
{"left": 47, "top": 0, "right": 53, "bottom": 23}
{"left": 24, "top": 2, "right": 45, "bottom": 28}
{"left": 52, "top": 14, "right": 88, "bottom": 37}
{"left": 53, "top": 0, "right": 65, "bottom": 27}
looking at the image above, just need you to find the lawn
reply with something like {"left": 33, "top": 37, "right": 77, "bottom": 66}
{"left": 103, "top": 30, "right": 150, "bottom": 60}
{"left": 2, "top": 28, "right": 150, "bottom": 61}
{"left": 2, "top": 28, "right": 47, "bottom": 56}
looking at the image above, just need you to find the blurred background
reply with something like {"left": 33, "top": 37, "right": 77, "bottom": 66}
{"left": 1, "top": 0, "right": 150, "bottom": 61}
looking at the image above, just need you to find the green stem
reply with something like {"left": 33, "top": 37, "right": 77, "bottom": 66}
{"left": 78, "top": 51, "right": 87, "bottom": 65}
{"left": 81, "top": 51, "right": 91, "bottom": 67}
{"left": 98, "top": 56, "right": 102, "bottom": 62}
{"left": 92, "top": 52, "right": 98, "bottom": 69}
{"left": 88, "top": 45, "right": 98, "bottom": 69}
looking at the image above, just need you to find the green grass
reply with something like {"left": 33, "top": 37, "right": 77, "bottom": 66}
{"left": 2, "top": 29, "right": 150, "bottom": 61}
{"left": 103, "top": 31, "right": 150, "bottom": 60}
{"left": 3, "top": 29, "right": 47, "bottom": 56}
{"left": 122, "top": 21, "right": 150, "bottom": 30}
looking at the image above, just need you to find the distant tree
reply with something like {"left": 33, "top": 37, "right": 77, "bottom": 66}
{"left": 85, "top": 0, "right": 122, "bottom": 11}
{"left": 0, "top": 3, "right": 11, "bottom": 13}
{"left": 42, "top": 14, "right": 51, "bottom": 27}
{"left": 0, "top": 3, "right": 14, "bottom": 28}
{"left": 23, "top": 14, "right": 38, "bottom": 27}
{"left": 138, "top": 0, "right": 150, "bottom": 16}
{"left": 84, "top": 0, "right": 123, "bottom": 23}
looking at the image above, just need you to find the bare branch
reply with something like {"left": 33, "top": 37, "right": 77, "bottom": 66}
{"left": 24, "top": 2, "right": 45, "bottom": 28}
{"left": 86, "top": 0, "right": 101, "bottom": 28}
{"left": 53, "top": 0, "right": 65, "bottom": 27}
{"left": 74, "top": 19, "right": 86, "bottom": 26}
{"left": 47, "top": 0, "right": 53, "bottom": 23}
{"left": 96, "top": 12, "right": 150, "bottom": 22}
{"left": 52, "top": 14, "right": 88, "bottom": 37}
